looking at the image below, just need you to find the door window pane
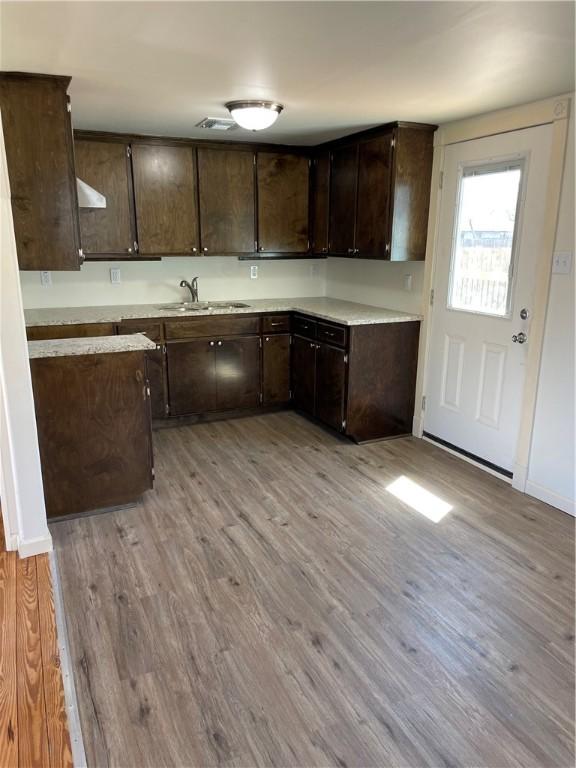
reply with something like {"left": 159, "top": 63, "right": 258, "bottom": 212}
{"left": 448, "top": 162, "right": 523, "bottom": 316}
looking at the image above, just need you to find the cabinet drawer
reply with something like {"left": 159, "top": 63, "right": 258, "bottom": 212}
{"left": 317, "top": 322, "right": 347, "bottom": 348}
{"left": 292, "top": 314, "right": 316, "bottom": 340}
{"left": 26, "top": 322, "right": 115, "bottom": 341}
{"left": 164, "top": 314, "right": 260, "bottom": 340}
{"left": 116, "top": 320, "right": 162, "bottom": 343}
{"left": 262, "top": 314, "right": 291, "bottom": 334}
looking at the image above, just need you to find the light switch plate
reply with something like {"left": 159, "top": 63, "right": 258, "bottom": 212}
{"left": 552, "top": 251, "right": 572, "bottom": 274}
{"left": 250, "top": 265, "right": 258, "bottom": 279}
{"left": 40, "top": 271, "right": 52, "bottom": 287}
{"left": 110, "top": 267, "right": 121, "bottom": 284}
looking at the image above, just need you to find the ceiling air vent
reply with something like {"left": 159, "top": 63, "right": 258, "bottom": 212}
{"left": 196, "top": 117, "right": 237, "bottom": 131}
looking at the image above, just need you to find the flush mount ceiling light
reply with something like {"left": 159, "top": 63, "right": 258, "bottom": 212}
{"left": 225, "top": 100, "right": 284, "bottom": 131}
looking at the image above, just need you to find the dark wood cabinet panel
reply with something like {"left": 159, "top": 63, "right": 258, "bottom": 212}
{"left": 257, "top": 153, "right": 309, "bottom": 253}
{"left": 329, "top": 145, "right": 358, "bottom": 255}
{"left": 292, "top": 315, "right": 316, "bottom": 340}
{"left": 132, "top": 144, "right": 199, "bottom": 255}
{"left": 145, "top": 347, "right": 166, "bottom": 419}
{"left": 166, "top": 340, "right": 216, "bottom": 415}
{"left": 355, "top": 134, "right": 394, "bottom": 259}
{"left": 315, "top": 343, "right": 347, "bottom": 432}
{"left": 198, "top": 148, "right": 255, "bottom": 253}
{"left": 216, "top": 337, "right": 260, "bottom": 411}
{"left": 0, "top": 73, "right": 80, "bottom": 271}
{"left": 263, "top": 334, "right": 291, "bottom": 405}
{"left": 311, "top": 152, "right": 330, "bottom": 254}
{"left": 292, "top": 335, "right": 316, "bottom": 415}
{"left": 74, "top": 139, "right": 135, "bottom": 255}
{"left": 316, "top": 322, "right": 347, "bottom": 348}
{"left": 347, "top": 321, "right": 420, "bottom": 441}
{"left": 30, "top": 351, "right": 153, "bottom": 518}
{"left": 164, "top": 315, "right": 260, "bottom": 340}
{"left": 262, "top": 314, "right": 291, "bottom": 334}
{"left": 116, "top": 320, "right": 162, "bottom": 342}
{"left": 390, "top": 127, "right": 434, "bottom": 262}
{"left": 26, "top": 323, "right": 115, "bottom": 341}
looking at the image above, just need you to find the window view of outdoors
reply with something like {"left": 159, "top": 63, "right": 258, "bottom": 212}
{"left": 448, "top": 164, "right": 522, "bottom": 316}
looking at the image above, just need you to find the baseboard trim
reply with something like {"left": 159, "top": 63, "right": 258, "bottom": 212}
{"left": 525, "top": 481, "right": 575, "bottom": 516}
{"left": 18, "top": 533, "right": 53, "bottom": 558}
{"left": 422, "top": 432, "right": 513, "bottom": 481}
{"left": 50, "top": 551, "right": 88, "bottom": 767}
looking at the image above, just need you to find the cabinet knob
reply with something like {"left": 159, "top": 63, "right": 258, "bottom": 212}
{"left": 347, "top": 248, "right": 354, "bottom": 255}
{"left": 217, "top": 340, "right": 223, "bottom": 346}
{"left": 259, "top": 246, "right": 264, "bottom": 252}
{"left": 203, "top": 247, "right": 208, "bottom": 253}
{"left": 209, "top": 341, "right": 215, "bottom": 347}
{"left": 310, "top": 342, "right": 315, "bottom": 348}
{"left": 192, "top": 247, "right": 198, "bottom": 253}
{"left": 265, "top": 336, "right": 270, "bottom": 342}
{"left": 127, "top": 247, "right": 133, "bottom": 254}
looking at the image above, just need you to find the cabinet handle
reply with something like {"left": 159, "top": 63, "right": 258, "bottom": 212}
{"left": 309, "top": 342, "right": 315, "bottom": 348}
{"left": 270, "top": 322, "right": 283, "bottom": 326}
{"left": 325, "top": 331, "right": 335, "bottom": 337}
{"left": 192, "top": 247, "right": 198, "bottom": 253}
{"left": 265, "top": 336, "right": 270, "bottom": 342}
{"left": 217, "top": 340, "right": 223, "bottom": 346}
{"left": 203, "top": 247, "right": 208, "bottom": 253}
{"left": 347, "top": 248, "right": 354, "bottom": 255}
{"left": 209, "top": 341, "right": 215, "bottom": 347}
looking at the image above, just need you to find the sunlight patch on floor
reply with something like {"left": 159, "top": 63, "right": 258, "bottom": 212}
{"left": 386, "top": 475, "right": 453, "bottom": 523}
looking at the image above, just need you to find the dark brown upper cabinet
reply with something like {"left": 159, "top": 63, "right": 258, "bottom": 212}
{"left": 0, "top": 72, "right": 81, "bottom": 271}
{"left": 197, "top": 148, "right": 255, "bottom": 254}
{"left": 257, "top": 152, "right": 310, "bottom": 253}
{"left": 74, "top": 139, "right": 136, "bottom": 257}
{"left": 355, "top": 133, "right": 394, "bottom": 259}
{"left": 328, "top": 145, "right": 358, "bottom": 256}
{"left": 326, "top": 124, "right": 435, "bottom": 261}
{"left": 131, "top": 144, "right": 199, "bottom": 256}
{"left": 311, "top": 151, "right": 330, "bottom": 254}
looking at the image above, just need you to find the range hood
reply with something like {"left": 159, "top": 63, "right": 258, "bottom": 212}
{"left": 77, "top": 178, "right": 106, "bottom": 208}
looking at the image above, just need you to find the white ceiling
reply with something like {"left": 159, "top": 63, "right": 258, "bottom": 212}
{"left": 1, "top": 1, "right": 574, "bottom": 145}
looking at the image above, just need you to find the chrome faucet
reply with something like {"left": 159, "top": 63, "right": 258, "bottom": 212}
{"left": 180, "top": 276, "right": 199, "bottom": 302}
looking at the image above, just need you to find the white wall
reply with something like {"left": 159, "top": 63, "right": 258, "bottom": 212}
{"left": 0, "top": 116, "right": 51, "bottom": 556}
{"left": 20, "top": 257, "right": 327, "bottom": 308}
{"left": 325, "top": 258, "right": 425, "bottom": 314}
{"left": 526, "top": 110, "right": 575, "bottom": 514}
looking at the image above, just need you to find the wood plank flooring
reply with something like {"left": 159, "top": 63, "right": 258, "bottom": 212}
{"left": 51, "top": 412, "right": 575, "bottom": 767}
{"left": 0, "top": 522, "right": 73, "bottom": 768}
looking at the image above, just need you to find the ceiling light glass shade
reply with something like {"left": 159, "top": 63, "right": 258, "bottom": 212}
{"left": 225, "top": 100, "right": 283, "bottom": 131}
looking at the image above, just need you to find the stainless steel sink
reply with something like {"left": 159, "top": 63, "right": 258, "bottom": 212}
{"left": 156, "top": 301, "right": 250, "bottom": 312}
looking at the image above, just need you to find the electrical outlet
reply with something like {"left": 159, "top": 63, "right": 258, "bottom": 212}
{"left": 40, "top": 271, "right": 52, "bottom": 287}
{"left": 403, "top": 274, "right": 413, "bottom": 291}
{"left": 110, "top": 267, "right": 121, "bottom": 284}
{"left": 250, "top": 265, "right": 258, "bottom": 279}
{"left": 552, "top": 251, "right": 572, "bottom": 274}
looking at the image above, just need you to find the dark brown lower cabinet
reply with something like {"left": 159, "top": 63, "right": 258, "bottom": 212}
{"left": 30, "top": 351, "right": 153, "bottom": 518}
{"left": 315, "top": 342, "right": 347, "bottom": 431}
{"left": 216, "top": 337, "right": 260, "bottom": 411}
{"left": 145, "top": 348, "right": 166, "bottom": 419}
{"left": 167, "top": 336, "right": 260, "bottom": 415}
{"left": 292, "top": 335, "right": 316, "bottom": 414}
{"left": 167, "top": 340, "right": 217, "bottom": 415}
{"left": 262, "top": 334, "right": 291, "bottom": 405}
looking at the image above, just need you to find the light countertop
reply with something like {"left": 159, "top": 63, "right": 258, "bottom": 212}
{"left": 25, "top": 297, "right": 422, "bottom": 328}
{"left": 28, "top": 333, "right": 157, "bottom": 360}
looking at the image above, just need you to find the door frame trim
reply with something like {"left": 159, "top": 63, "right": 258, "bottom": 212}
{"left": 413, "top": 93, "right": 572, "bottom": 493}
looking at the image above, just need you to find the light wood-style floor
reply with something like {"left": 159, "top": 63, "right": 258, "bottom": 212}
{"left": 0, "top": 520, "right": 73, "bottom": 768}
{"left": 52, "top": 412, "right": 575, "bottom": 768}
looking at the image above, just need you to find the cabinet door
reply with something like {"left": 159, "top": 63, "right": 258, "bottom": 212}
{"left": 311, "top": 152, "right": 330, "bottom": 254}
{"left": 257, "top": 153, "right": 309, "bottom": 253}
{"left": 215, "top": 337, "right": 260, "bottom": 411}
{"left": 198, "top": 148, "right": 255, "bottom": 254}
{"left": 166, "top": 340, "right": 216, "bottom": 415}
{"left": 74, "top": 139, "right": 135, "bottom": 256}
{"left": 0, "top": 74, "right": 80, "bottom": 270}
{"left": 355, "top": 134, "right": 394, "bottom": 259}
{"left": 132, "top": 144, "right": 199, "bottom": 255}
{"left": 292, "top": 335, "right": 316, "bottom": 415}
{"left": 329, "top": 145, "right": 358, "bottom": 255}
{"left": 315, "top": 343, "right": 347, "bottom": 431}
{"left": 262, "top": 334, "right": 291, "bottom": 405}
{"left": 145, "top": 348, "right": 166, "bottom": 419}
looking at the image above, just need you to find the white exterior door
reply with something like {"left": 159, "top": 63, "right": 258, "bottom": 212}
{"left": 424, "top": 124, "right": 553, "bottom": 475}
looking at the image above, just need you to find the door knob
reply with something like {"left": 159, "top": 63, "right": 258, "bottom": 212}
{"left": 512, "top": 332, "right": 527, "bottom": 344}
